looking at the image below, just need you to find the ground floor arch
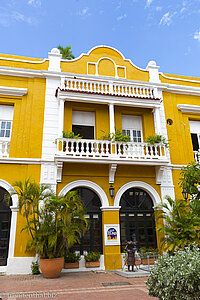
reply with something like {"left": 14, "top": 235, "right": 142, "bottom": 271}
{"left": 114, "top": 181, "right": 160, "bottom": 251}
{"left": 59, "top": 181, "right": 105, "bottom": 255}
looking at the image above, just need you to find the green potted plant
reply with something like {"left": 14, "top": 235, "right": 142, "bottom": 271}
{"left": 64, "top": 252, "right": 81, "bottom": 269}
{"left": 98, "top": 129, "right": 129, "bottom": 154}
{"left": 145, "top": 134, "right": 169, "bottom": 148}
{"left": 84, "top": 251, "right": 101, "bottom": 268}
{"left": 14, "top": 179, "right": 88, "bottom": 278}
{"left": 138, "top": 247, "right": 159, "bottom": 265}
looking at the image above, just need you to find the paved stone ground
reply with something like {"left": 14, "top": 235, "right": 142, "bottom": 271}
{"left": 0, "top": 271, "right": 157, "bottom": 300}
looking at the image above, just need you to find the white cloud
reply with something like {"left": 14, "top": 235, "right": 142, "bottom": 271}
{"left": 117, "top": 13, "right": 127, "bottom": 21}
{"left": 0, "top": 8, "right": 37, "bottom": 27}
{"left": 194, "top": 30, "right": 200, "bottom": 41}
{"left": 159, "top": 12, "right": 175, "bottom": 26}
{"left": 146, "top": 0, "right": 153, "bottom": 8}
{"left": 28, "top": 0, "right": 41, "bottom": 7}
{"left": 78, "top": 7, "right": 91, "bottom": 17}
{"left": 155, "top": 6, "right": 162, "bottom": 12}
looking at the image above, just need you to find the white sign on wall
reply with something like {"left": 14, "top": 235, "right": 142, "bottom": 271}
{"left": 104, "top": 224, "right": 120, "bottom": 246}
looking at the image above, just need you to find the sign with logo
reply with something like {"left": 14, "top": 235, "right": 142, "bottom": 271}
{"left": 104, "top": 224, "right": 120, "bottom": 246}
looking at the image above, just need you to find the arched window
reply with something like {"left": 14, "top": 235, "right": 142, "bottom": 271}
{"left": 71, "top": 187, "right": 102, "bottom": 255}
{"left": 120, "top": 187, "right": 157, "bottom": 251}
{"left": 0, "top": 187, "right": 12, "bottom": 266}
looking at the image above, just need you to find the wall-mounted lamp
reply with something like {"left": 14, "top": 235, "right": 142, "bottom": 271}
{"left": 182, "top": 188, "right": 188, "bottom": 200}
{"left": 109, "top": 185, "right": 115, "bottom": 198}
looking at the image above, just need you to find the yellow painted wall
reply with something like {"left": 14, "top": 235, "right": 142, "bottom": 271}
{"left": 61, "top": 46, "right": 149, "bottom": 82}
{"left": 162, "top": 92, "right": 200, "bottom": 165}
{"left": 0, "top": 164, "right": 41, "bottom": 257}
{"left": 115, "top": 106, "right": 155, "bottom": 139}
{"left": 0, "top": 76, "right": 46, "bottom": 158}
{"left": 64, "top": 102, "right": 110, "bottom": 138}
{"left": 0, "top": 54, "right": 49, "bottom": 70}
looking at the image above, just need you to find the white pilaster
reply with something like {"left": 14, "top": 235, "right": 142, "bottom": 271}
{"left": 109, "top": 103, "right": 115, "bottom": 134}
{"left": 153, "top": 107, "right": 162, "bottom": 135}
{"left": 48, "top": 48, "right": 62, "bottom": 72}
{"left": 58, "top": 99, "right": 65, "bottom": 137}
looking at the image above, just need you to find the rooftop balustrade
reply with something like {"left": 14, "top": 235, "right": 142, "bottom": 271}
{"left": 62, "top": 78, "right": 158, "bottom": 100}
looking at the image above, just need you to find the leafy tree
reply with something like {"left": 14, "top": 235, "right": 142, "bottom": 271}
{"left": 57, "top": 45, "right": 75, "bottom": 60}
{"left": 179, "top": 162, "right": 200, "bottom": 197}
{"left": 156, "top": 196, "right": 200, "bottom": 252}
{"left": 13, "top": 179, "right": 88, "bottom": 258}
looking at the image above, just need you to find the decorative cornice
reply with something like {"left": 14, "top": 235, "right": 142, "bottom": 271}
{"left": 0, "top": 86, "right": 27, "bottom": 96}
{"left": 177, "top": 104, "right": 200, "bottom": 114}
{"left": 58, "top": 90, "right": 161, "bottom": 109}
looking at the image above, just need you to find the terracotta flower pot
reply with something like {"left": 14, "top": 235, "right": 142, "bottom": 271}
{"left": 142, "top": 258, "right": 156, "bottom": 265}
{"left": 85, "top": 261, "right": 100, "bottom": 268}
{"left": 64, "top": 262, "right": 79, "bottom": 269}
{"left": 40, "top": 257, "right": 64, "bottom": 279}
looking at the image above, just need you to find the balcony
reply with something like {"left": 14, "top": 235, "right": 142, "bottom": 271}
{"left": 0, "top": 140, "right": 10, "bottom": 158}
{"left": 55, "top": 139, "right": 169, "bottom": 166}
{"left": 194, "top": 151, "right": 200, "bottom": 163}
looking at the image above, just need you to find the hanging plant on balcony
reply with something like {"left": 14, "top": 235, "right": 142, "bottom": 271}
{"left": 145, "top": 134, "right": 169, "bottom": 148}
{"left": 98, "top": 129, "right": 129, "bottom": 142}
{"left": 62, "top": 131, "right": 82, "bottom": 139}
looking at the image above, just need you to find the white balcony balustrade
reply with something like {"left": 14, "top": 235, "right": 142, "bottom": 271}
{"left": 0, "top": 140, "right": 10, "bottom": 158}
{"left": 194, "top": 151, "right": 200, "bottom": 163}
{"left": 56, "top": 139, "right": 168, "bottom": 163}
{"left": 64, "top": 78, "right": 156, "bottom": 99}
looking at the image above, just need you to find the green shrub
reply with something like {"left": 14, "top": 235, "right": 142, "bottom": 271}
{"left": 64, "top": 252, "right": 81, "bottom": 263}
{"left": 31, "top": 260, "right": 40, "bottom": 275}
{"left": 146, "top": 245, "right": 200, "bottom": 300}
{"left": 145, "top": 134, "right": 169, "bottom": 148}
{"left": 84, "top": 251, "right": 100, "bottom": 262}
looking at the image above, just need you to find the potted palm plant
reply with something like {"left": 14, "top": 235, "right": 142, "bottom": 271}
{"left": 84, "top": 251, "right": 100, "bottom": 268}
{"left": 64, "top": 252, "right": 81, "bottom": 269}
{"left": 14, "top": 179, "right": 88, "bottom": 278}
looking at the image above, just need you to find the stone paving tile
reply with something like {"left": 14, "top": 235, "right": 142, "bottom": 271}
{"left": 0, "top": 272, "right": 156, "bottom": 300}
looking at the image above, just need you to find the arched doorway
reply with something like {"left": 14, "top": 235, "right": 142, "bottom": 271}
{"left": 0, "top": 187, "right": 12, "bottom": 266}
{"left": 119, "top": 187, "right": 157, "bottom": 251}
{"left": 71, "top": 187, "right": 103, "bottom": 255}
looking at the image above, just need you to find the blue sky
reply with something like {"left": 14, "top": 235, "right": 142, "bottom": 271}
{"left": 0, "top": 0, "right": 200, "bottom": 77}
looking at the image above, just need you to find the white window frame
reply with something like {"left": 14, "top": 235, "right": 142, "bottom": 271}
{"left": 72, "top": 111, "right": 96, "bottom": 139}
{"left": 122, "top": 115, "right": 143, "bottom": 143}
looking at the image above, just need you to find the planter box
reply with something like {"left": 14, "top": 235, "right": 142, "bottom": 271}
{"left": 85, "top": 261, "right": 100, "bottom": 268}
{"left": 142, "top": 258, "right": 156, "bottom": 265}
{"left": 64, "top": 262, "right": 79, "bottom": 269}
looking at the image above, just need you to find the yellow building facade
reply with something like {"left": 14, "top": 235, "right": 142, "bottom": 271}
{"left": 0, "top": 46, "right": 200, "bottom": 274}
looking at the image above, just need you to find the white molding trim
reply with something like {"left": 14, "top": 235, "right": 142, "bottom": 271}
{"left": 58, "top": 90, "right": 161, "bottom": 109}
{"left": 160, "top": 72, "right": 200, "bottom": 84}
{"left": 100, "top": 206, "right": 121, "bottom": 211}
{"left": 59, "top": 180, "right": 109, "bottom": 207}
{"left": 6, "top": 257, "right": 35, "bottom": 275}
{"left": 0, "top": 179, "right": 18, "bottom": 267}
{"left": 0, "top": 86, "right": 27, "bottom": 96}
{"left": 0, "top": 56, "right": 47, "bottom": 64}
{"left": 55, "top": 156, "right": 169, "bottom": 166}
{"left": 177, "top": 104, "right": 200, "bottom": 114}
{"left": 114, "top": 181, "right": 161, "bottom": 207}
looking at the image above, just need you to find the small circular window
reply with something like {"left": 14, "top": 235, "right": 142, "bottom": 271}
{"left": 167, "top": 119, "right": 173, "bottom": 125}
